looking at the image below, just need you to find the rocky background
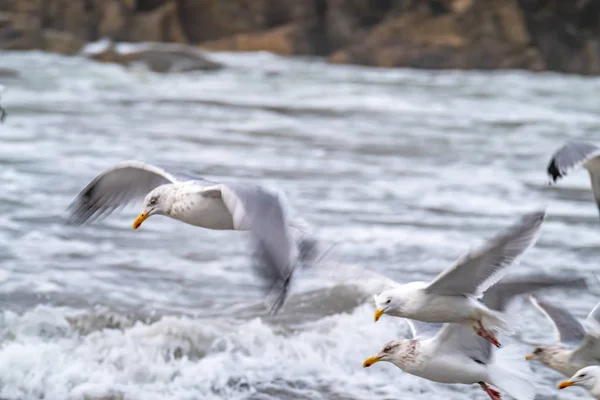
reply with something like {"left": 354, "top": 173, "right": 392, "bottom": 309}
{"left": 2, "top": 0, "right": 600, "bottom": 74}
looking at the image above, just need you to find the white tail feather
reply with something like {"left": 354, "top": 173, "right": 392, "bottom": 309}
{"left": 488, "top": 345, "right": 536, "bottom": 400}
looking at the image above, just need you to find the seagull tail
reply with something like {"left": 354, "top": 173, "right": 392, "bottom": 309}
{"left": 488, "top": 345, "right": 536, "bottom": 400}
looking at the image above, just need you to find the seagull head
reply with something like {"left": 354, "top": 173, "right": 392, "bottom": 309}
{"left": 524, "top": 346, "right": 545, "bottom": 361}
{"left": 133, "top": 185, "right": 174, "bottom": 229}
{"left": 363, "top": 339, "right": 413, "bottom": 369}
{"left": 559, "top": 366, "right": 600, "bottom": 391}
{"left": 373, "top": 290, "right": 403, "bottom": 322}
{"left": 524, "top": 345, "right": 559, "bottom": 363}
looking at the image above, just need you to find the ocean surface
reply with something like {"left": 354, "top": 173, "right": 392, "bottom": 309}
{"left": 1, "top": 49, "right": 600, "bottom": 400}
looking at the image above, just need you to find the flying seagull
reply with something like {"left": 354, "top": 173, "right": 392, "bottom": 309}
{"left": 525, "top": 296, "right": 600, "bottom": 377}
{"left": 547, "top": 140, "right": 600, "bottom": 217}
{"left": 67, "top": 160, "right": 316, "bottom": 314}
{"left": 363, "top": 320, "right": 535, "bottom": 400}
{"left": 362, "top": 272, "right": 584, "bottom": 400}
{"left": 372, "top": 209, "right": 546, "bottom": 348}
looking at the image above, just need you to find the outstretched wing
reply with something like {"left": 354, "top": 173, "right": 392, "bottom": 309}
{"left": 547, "top": 141, "right": 600, "bottom": 218}
{"left": 67, "top": 161, "right": 179, "bottom": 225}
{"left": 425, "top": 210, "right": 545, "bottom": 297}
{"left": 569, "top": 301, "right": 600, "bottom": 365}
{"left": 483, "top": 274, "right": 587, "bottom": 312}
{"left": 198, "top": 183, "right": 297, "bottom": 314}
{"left": 529, "top": 295, "right": 585, "bottom": 345}
{"left": 547, "top": 140, "right": 600, "bottom": 182}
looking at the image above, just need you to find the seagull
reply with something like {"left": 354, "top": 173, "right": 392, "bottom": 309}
{"left": 547, "top": 140, "right": 600, "bottom": 217}
{"left": 362, "top": 272, "right": 584, "bottom": 400}
{"left": 558, "top": 366, "right": 600, "bottom": 398}
{"left": 363, "top": 321, "right": 535, "bottom": 400}
{"left": 67, "top": 160, "right": 316, "bottom": 314}
{"left": 372, "top": 209, "right": 546, "bottom": 348}
{"left": 525, "top": 296, "right": 600, "bottom": 377}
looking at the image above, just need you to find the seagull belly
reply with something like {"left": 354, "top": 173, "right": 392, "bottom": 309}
{"left": 418, "top": 353, "right": 487, "bottom": 385}
{"left": 408, "top": 295, "right": 475, "bottom": 323}
{"left": 176, "top": 195, "right": 235, "bottom": 230}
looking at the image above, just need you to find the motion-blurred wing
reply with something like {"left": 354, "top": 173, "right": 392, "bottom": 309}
{"left": 530, "top": 295, "right": 585, "bottom": 345}
{"left": 201, "top": 183, "right": 297, "bottom": 314}
{"left": 483, "top": 274, "right": 587, "bottom": 312}
{"left": 67, "top": 161, "right": 179, "bottom": 225}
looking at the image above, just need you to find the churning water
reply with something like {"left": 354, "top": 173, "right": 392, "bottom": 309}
{"left": 1, "top": 49, "right": 600, "bottom": 399}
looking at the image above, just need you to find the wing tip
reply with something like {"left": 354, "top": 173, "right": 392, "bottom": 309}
{"left": 519, "top": 208, "right": 547, "bottom": 232}
{"left": 546, "top": 140, "right": 600, "bottom": 183}
{"left": 547, "top": 157, "right": 563, "bottom": 183}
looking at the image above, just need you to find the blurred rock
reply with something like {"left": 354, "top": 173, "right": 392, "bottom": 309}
{"left": 199, "top": 21, "right": 323, "bottom": 56}
{"left": 3, "top": 0, "right": 600, "bottom": 74}
{"left": 126, "top": 0, "right": 187, "bottom": 43}
{"left": 81, "top": 40, "right": 223, "bottom": 73}
{"left": 42, "top": 29, "right": 84, "bottom": 54}
{"left": 329, "top": 0, "right": 545, "bottom": 71}
{"left": 178, "top": 0, "right": 318, "bottom": 43}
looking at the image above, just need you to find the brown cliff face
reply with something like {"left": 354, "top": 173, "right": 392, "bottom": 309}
{"left": 2, "top": 0, "right": 600, "bottom": 74}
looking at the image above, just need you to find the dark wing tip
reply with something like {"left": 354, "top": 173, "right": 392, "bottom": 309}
{"left": 250, "top": 234, "right": 297, "bottom": 316}
{"left": 547, "top": 157, "right": 563, "bottom": 183}
{"left": 65, "top": 184, "right": 110, "bottom": 226}
{"left": 265, "top": 272, "right": 294, "bottom": 316}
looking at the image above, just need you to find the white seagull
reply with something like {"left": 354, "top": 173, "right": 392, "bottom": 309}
{"left": 547, "top": 140, "right": 600, "bottom": 217}
{"left": 67, "top": 160, "right": 317, "bottom": 314}
{"left": 372, "top": 210, "right": 546, "bottom": 348}
{"left": 559, "top": 366, "right": 600, "bottom": 398}
{"left": 363, "top": 320, "right": 535, "bottom": 400}
{"left": 525, "top": 297, "right": 600, "bottom": 377}
{"left": 363, "top": 272, "right": 586, "bottom": 400}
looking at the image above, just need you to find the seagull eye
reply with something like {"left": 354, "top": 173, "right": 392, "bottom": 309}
{"left": 534, "top": 348, "right": 542, "bottom": 354}
{"left": 385, "top": 299, "right": 391, "bottom": 304}
{"left": 149, "top": 197, "right": 157, "bottom": 206}
{"left": 580, "top": 374, "right": 587, "bottom": 378}
{"left": 383, "top": 345, "right": 391, "bottom": 352}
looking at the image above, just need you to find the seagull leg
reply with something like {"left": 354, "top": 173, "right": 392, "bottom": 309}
{"left": 475, "top": 322, "right": 502, "bottom": 348}
{"left": 479, "top": 382, "right": 502, "bottom": 400}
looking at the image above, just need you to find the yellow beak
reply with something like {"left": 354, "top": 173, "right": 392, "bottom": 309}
{"left": 374, "top": 309, "right": 385, "bottom": 322}
{"left": 363, "top": 356, "right": 382, "bottom": 368}
{"left": 525, "top": 354, "right": 533, "bottom": 361}
{"left": 133, "top": 213, "right": 149, "bottom": 229}
{"left": 558, "top": 380, "right": 575, "bottom": 389}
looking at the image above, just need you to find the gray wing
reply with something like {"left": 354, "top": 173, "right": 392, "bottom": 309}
{"left": 569, "top": 301, "right": 600, "bottom": 365}
{"left": 547, "top": 140, "right": 600, "bottom": 182}
{"left": 433, "top": 323, "right": 492, "bottom": 364}
{"left": 215, "top": 183, "right": 298, "bottom": 315}
{"left": 529, "top": 295, "right": 585, "bottom": 345}
{"left": 425, "top": 210, "right": 546, "bottom": 297}
{"left": 585, "top": 301, "right": 600, "bottom": 335}
{"left": 547, "top": 141, "right": 600, "bottom": 218}
{"left": 67, "top": 161, "right": 179, "bottom": 225}
{"left": 483, "top": 274, "right": 588, "bottom": 312}
{"left": 405, "top": 320, "right": 444, "bottom": 339}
